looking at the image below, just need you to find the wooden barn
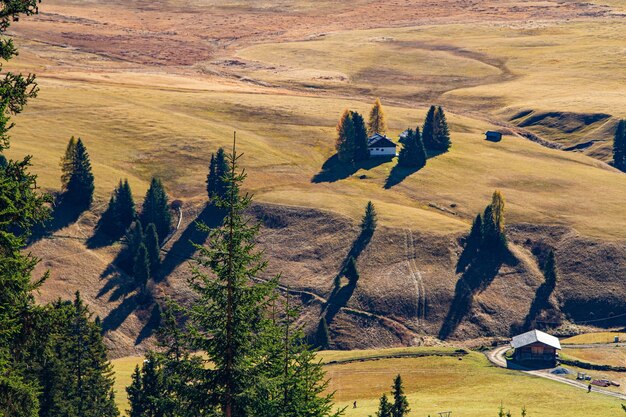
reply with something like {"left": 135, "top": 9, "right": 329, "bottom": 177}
{"left": 511, "top": 330, "right": 561, "bottom": 366}
{"left": 367, "top": 133, "right": 397, "bottom": 157}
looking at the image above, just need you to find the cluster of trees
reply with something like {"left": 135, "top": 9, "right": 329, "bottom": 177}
{"left": 97, "top": 180, "right": 135, "bottom": 239}
{"left": 126, "top": 220, "right": 161, "bottom": 297}
{"left": 127, "top": 145, "right": 344, "bottom": 417}
{"left": 0, "top": 3, "right": 118, "bottom": 415}
{"left": 336, "top": 109, "right": 369, "bottom": 164}
{"left": 613, "top": 119, "right": 626, "bottom": 172}
{"left": 396, "top": 105, "right": 451, "bottom": 169}
{"left": 372, "top": 375, "right": 410, "bottom": 417}
{"left": 422, "top": 105, "right": 451, "bottom": 152}
{"left": 335, "top": 98, "right": 388, "bottom": 164}
{"left": 457, "top": 190, "right": 507, "bottom": 271}
{"left": 206, "top": 147, "right": 230, "bottom": 201}
{"left": 59, "top": 136, "right": 95, "bottom": 208}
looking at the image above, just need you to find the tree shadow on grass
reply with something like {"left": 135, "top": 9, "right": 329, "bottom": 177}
{"left": 383, "top": 149, "right": 446, "bottom": 189}
{"left": 29, "top": 197, "right": 88, "bottom": 243}
{"left": 438, "top": 249, "right": 518, "bottom": 340}
{"left": 135, "top": 303, "right": 162, "bottom": 345}
{"left": 312, "top": 154, "right": 392, "bottom": 183}
{"left": 86, "top": 224, "right": 119, "bottom": 250}
{"left": 384, "top": 164, "right": 422, "bottom": 189}
{"left": 157, "top": 203, "right": 225, "bottom": 282}
{"left": 101, "top": 293, "right": 140, "bottom": 333}
{"left": 322, "top": 227, "right": 374, "bottom": 325}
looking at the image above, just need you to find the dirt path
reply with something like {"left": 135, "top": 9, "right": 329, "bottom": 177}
{"left": 252, "top": 277, "right": 420, "bottom": 345}
{"left": 404, "top": 229, "right": 426, "bottom": 328}
{"left": 486, "top": 346, "right": 626, "bottom": 401}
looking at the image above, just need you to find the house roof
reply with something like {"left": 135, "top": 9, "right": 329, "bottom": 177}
{"left": 368, "top": 133, "right": 396, "bottom": 148}
{"left": 511, "top": 330, "right": 561, "bottom": 350}
{"left": 485, "top": 131, "right": 502, "bottom": 136}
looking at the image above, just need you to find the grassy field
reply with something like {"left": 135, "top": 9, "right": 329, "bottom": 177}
{"left": 562, "top": 332, "right": 626, "bottom": 345}
{"left": 561, "top": 346, "right": 626, "bottom": 368}
{"left": 111, "top": 348, "right": 624, "bottom": 417}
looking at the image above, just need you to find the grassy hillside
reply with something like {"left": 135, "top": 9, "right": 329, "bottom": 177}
{"left": 6, "top": 0, "right": 626, "bottom": 359}
{"left": 110, "top": 348, "right": 624, "bottom": 417}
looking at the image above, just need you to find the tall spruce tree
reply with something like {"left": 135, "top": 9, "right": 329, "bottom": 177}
{"left": 367, "top": 98, "right": 387, "bottom": 136}
{"left": 397, "top": 127, "right": 427, "bottom": 169}
{"left": 336, "top": 109, "right": 356, "bottom": 164}
{"left": 140, "top": 178, "right": 172, "bottom": 242}
{"left": 207, "top": 148, "right": 230, "bottom": 201}
{"left": 361, "top": 201, "right": 377, "bottom": 236}
{"left": 144, "top": 223, "right": 160, "bottom": 275}
{"left": 613, "top": 119, "right": 626, "bottom": 172}
{"left": 0, "top": 2, "right": 53, "bottom": 415}
{"left": 352, "top": 111, "right": 370, "bottom": 162}
{"left": 64, "top": 138, "right": 95, "bottom": 208}
{"left": 38, "top": 293, "right": 119, "bottom": 417}
{"left": 60, "top": 136, "right": 77, "bottom": 191}
{"left": 390, "top": 375, "right": 410, "bottom": 417}
{"left": 187, "top": 140, "right": 282, "bottom": 416}
{"left": 433, "top": 106, "right": 451, "bottom": 152}
{"left": 375, "top": 394, "right": 392, "bottom": 417}
{"left": 133, "top": 244, "right": 150, "bottom": 296}
{"left": 97, "top": 179, "right": 136, "bottom": 238}
{"left": 422, "top": 105, "right": 436, "bottom": 151}
{"left": 482, "top": 190, "right": 507, "bottom": 253}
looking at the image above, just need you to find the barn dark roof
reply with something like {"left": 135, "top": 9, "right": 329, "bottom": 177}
{"left": 367, "top": 133, "right": 396, "bottom": 148}
{"left": 511, "top": 330, "right": 561, "bottom": 350}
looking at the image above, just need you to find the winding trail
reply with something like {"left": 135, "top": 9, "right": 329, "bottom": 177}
{"left": 404, "top": 229, "right": 426, "bottom": 327}
{"left": 252, "top": 277, "right": 420, "bottom": 345}
{"left": 486, "top": 346, "right": 626, "bottom": 401}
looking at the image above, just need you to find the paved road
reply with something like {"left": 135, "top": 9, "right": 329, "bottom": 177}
{"left": 486, "top": 346, "right": 626, "bottom": 401}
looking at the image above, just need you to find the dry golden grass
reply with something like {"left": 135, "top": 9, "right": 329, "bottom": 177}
{"left": 111, "top": 348, "right": 624, "bottom": 417}
{"left": 562, "top": 332, "right": 626, "bottom": 345}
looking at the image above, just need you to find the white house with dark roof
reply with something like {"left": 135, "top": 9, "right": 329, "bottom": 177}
{"left": 511, "top": 329, "right": 561, "bottom": 365}
{"left": 367, "top": 133, "right": 397, "bottom": 157}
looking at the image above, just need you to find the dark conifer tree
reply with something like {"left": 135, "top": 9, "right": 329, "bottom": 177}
{"left": 434, "top": 106, "right": 451, "bottom": 152}
{"left": 390, "top": 375, "right": 410, "bottom": 417}
{"left": 126, "top": 220, "right": 144, "bottom": 263}
{"left": 64, "top": 138, "right": 95, "bottom": 208}
{"left": 422, "top": 105, "right": 436, "bottom": 150}
{"left": 126, "top": 353, "right": 165, "bottom": 417}
{"left": 336, "top": 109, "right": 356, "bottom": 164}
{"left": 398, "top": 127, "right": 427, "bottom": 169}
{"left": 0, "top": 3, "right": 52, "bottom": 414}
{"left": 613, "top": 119, "right": 626, "bottom": 172}
{"left": 97, "top": 180, "right": 136, "bottom": 238}
{"left": 375, "top": 394, "right": 392, "bottom": 417}
{"left": 343, "top": 256, "right": 359, "bottom": 285}
{"left": 207, "top": 153, "right": 216, "bottom": 198}
{"left": 352, "top": 111, "right": 370, "bottom": 162}
{"left": 140, "top": 178, "right": 172, "bottom": 242}
{"left": 116, "top": 179, "right": 136, "bottom": 232}
{"left": 207, "top": 148, "right": 230, "bottom": 201}
{"left": 361, "top": 201, "right": 377, "bottom": 236}
{"left": 60, "top": 136, "right": 77, "bottom": 191}
{"left": 144, "top": 223, "right": 160, "bottom": 275}
{"left": 133, "top": 244, "right": 150, "bottom": 295}
{"left": 34, "top": 293, "right": 119, "bottom": 417}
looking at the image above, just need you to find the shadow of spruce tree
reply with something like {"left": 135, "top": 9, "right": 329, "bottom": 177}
{"left": 312, "top": 154, "right": 392, "bottom": 183}
{"left": 439, "top": 248, "right": 518, "bottom": 340}
{"left": 29, "top": 195, "right": 89, "bottom": 243}
{"left": 322, "top": 225, "right": 374, "bottom": 326}
{"left": 157, "top": 203, "right": 225, "bottom": 282}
